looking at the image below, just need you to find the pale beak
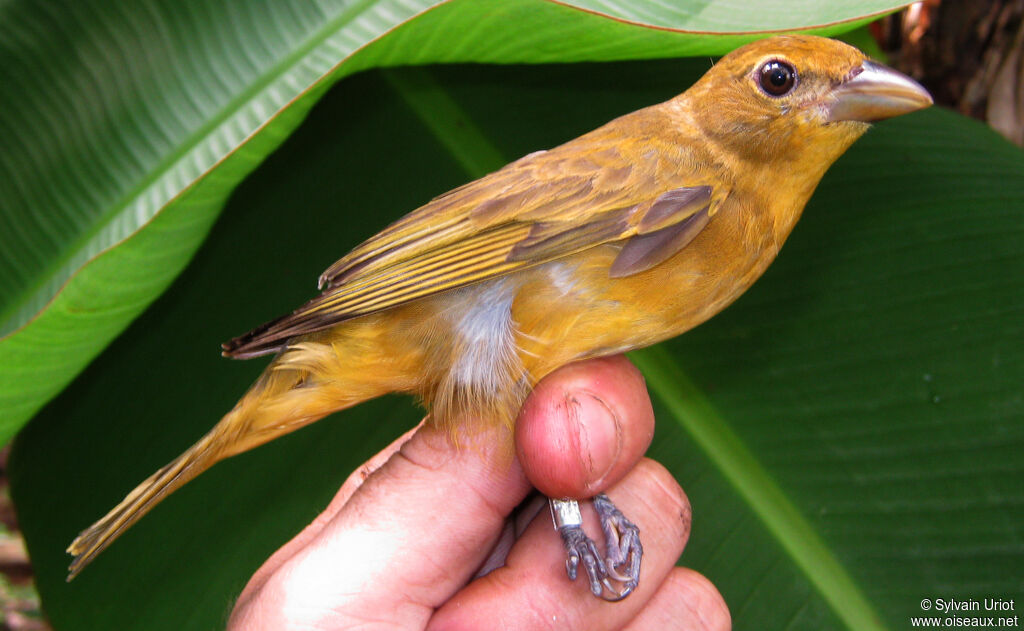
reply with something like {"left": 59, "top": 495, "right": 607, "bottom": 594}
{"left": 826, "top": 60, "right": 933, "bottom": 123}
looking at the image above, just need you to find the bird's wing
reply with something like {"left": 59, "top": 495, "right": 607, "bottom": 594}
{"left": 223, "top": 122, "right": 724, "bottom": 358}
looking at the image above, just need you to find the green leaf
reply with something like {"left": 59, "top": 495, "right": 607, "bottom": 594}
{"left": 633, "top": 347, "right": 886, "bottom": 631}
{"left": 12, "top": 54, "right": 1023, "bottom": 630}
{"left": 0, "top": 0, "right": 908, "bottom": 442}
{"left": 642, "top": 104, "right": 1024, "bottom": 627}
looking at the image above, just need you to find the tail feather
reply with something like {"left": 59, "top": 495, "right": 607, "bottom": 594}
{"left": 66, "top": 427, "right": 222, "bottom": 580}
{"left": 67, "top": 318, "right": 416, "bottom": 580}
{"left": 66, "top": 365, "right": 311, "bottom": 580}
{"left": 65, "top": 347, "right": 377, "bottom": 581}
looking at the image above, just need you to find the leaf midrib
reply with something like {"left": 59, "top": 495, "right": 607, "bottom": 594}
{"left": 0, "top": 0, "right": 415, "bottom": 338}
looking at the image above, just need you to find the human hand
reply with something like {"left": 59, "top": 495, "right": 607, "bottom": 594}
{"left": 228, "top": 355, "right": 730, "bottom": 630}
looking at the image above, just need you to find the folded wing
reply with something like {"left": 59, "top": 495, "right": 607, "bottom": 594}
{"left": 223, "top": 116, "right": 722, "bottom": 358}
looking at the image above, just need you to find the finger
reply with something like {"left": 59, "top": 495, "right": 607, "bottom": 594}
{"left": 516, "top": 355, "right": 654, "bottom": 499}
{"left": 621, "top": 568, "right": 731, "bottom": 631}
{"left": 428, "top": 458, "right": 691, "bottom": 630}
{"left": 331, "top": 420, "right": 426, "bottom": 509}
{"left": 234, "top": 420, "right": 423, "bottom": 608}
{"left": 230, "top": 420, "right": 533, "bottom": 630}
{"left": 474, "top": 493, "right": 547, "bottom": 578}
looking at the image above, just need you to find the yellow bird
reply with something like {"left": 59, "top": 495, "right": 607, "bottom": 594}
{"left": 68, "top": 35, "right": 931, "bottom": 599}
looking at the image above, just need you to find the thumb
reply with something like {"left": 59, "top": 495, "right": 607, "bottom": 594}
{"left": 515, "top": 355, "right": 654, "bottom": 499}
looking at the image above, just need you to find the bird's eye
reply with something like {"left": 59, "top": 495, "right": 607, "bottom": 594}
{"left": 758, "top": 60, "right": 797, "bottom": 97}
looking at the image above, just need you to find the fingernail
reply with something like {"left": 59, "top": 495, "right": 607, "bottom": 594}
{"left": 569, "top": 390, "right": 622, "bottom": 492}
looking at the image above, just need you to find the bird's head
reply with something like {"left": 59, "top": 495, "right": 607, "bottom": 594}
{"left": 683, "top": 35, "right": 932, "bottom": 167}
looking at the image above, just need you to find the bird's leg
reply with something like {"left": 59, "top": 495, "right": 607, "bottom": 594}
{"left": 549, "top": 496, "right": 642, "bottom": 601}
{"left": 550, "top": 498, "right": 611, "bottom": 598}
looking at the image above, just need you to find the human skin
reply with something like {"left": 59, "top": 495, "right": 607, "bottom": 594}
{"left": 227, "top": 356, "right": 731, "bottom": 630}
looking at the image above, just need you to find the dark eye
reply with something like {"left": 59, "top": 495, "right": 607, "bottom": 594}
{"left": 758, "top": 60, "right": 797, "bottom": 97}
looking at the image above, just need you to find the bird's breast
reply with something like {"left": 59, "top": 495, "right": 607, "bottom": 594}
{"left": 507, "top": 194, "right": 784, "bottom": 374}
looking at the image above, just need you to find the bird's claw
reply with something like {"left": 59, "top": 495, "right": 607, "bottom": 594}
{"left": 556, "top": 493, "right": 642, "bottom": 601}
{"left": 559, "top": 523, "right": 615, "bottom": 598}
{"left": 594, "top": 492, "right": 642, "bottom": 598}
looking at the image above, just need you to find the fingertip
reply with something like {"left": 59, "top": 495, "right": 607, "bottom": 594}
{"left": 516, "top": 356, "right": 654, "bottom": 499}
{"left": 620, "top": 568, "right": 731, "bottom": 631}
{"left": 596, "top": 458, "right": 692, "bottom": 565}
{"left": 672, "top": 568, "right": 732, "bottom": 631}
{"left": 516, "top": 387, "right": 620, "bottom": 498}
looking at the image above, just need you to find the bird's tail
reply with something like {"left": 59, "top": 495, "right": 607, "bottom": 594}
{"left": 66, "top": 336, "right": 403, "bottom": 580}
{"left": 66, "top": 415, "right": 230, "bottom": 580}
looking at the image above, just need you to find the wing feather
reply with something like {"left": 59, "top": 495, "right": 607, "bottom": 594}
{"left": 224, "top": 107, "right": 725, "bottom": 358}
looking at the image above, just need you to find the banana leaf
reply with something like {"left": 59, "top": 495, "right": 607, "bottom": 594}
{"left": 4, "top": 1, "right": 1021, "bottom": 629}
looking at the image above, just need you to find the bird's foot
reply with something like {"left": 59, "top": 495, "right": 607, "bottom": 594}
{"left": 593, "top": 492, "right": 642, "bottom": 599}
{"left": 550, "top": 495, "right": 642, "bottom": 601}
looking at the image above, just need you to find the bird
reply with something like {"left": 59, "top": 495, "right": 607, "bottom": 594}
{"left": 67, "top": 34, "right": 931, "bottom": 600}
